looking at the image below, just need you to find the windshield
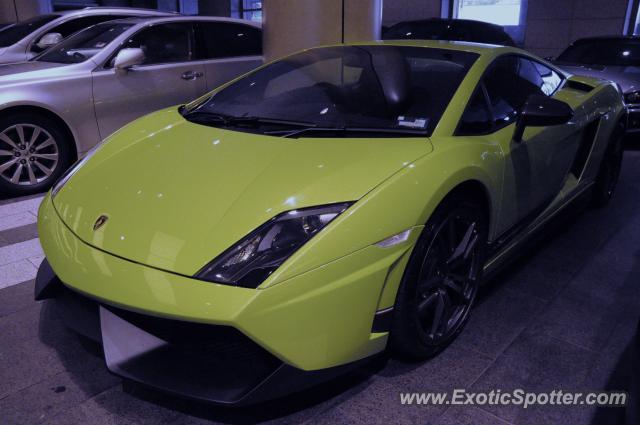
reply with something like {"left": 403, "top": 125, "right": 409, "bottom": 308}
{"left": 36, "top": 22, "right": 133, "bottom": 64}
{"left": 186, "top": 45, "right": 478, "bottom": 136}
{"left": 0, "top": 14, "right": 59, "bottom": 47}
{"left": 557, "top": 39, "right": 640, "bottom": 67}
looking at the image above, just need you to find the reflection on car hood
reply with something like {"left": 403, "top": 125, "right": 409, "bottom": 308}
{"left": 555, "top": 62, "right": 640, "bottom": 93}
{"left": 52, "top": 108, "right": 433, "bottom": 276}
{"left": 0, "top": 60, "right": 66, "bottom": 79}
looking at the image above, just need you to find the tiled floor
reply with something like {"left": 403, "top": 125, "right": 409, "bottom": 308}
{"left": 1, "top": 153, "right": 639, "bottom": 424}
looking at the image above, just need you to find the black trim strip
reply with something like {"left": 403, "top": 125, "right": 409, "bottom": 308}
{"left": 371, "top": 307, "right": 393, "bottom": 333}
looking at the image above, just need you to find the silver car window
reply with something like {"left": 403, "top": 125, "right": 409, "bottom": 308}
{"left": 36, "top": 22, "right": 134, "bottom": 64}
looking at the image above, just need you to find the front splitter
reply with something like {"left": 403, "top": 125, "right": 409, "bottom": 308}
{"left": 36, "top": 258, "right": 373, "bottom": 405}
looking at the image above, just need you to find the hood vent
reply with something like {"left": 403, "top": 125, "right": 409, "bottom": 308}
{"left": 566, "top": 79, "right": 595, "bottom": 93}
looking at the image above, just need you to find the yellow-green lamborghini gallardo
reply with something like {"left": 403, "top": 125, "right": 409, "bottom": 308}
{"left": 36, "top": 40, "right": 625, "bottom": 404}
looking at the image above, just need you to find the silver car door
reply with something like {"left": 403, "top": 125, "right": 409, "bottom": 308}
{"left": 194, "top": 21, "right": 263, "bottom": 90}
{"left": 91, "top": 22, "right": 207, "bottom": 139}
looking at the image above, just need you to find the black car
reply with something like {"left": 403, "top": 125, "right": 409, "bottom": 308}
{"left": 383, "top": 18, "right": 515, "bottom": 46}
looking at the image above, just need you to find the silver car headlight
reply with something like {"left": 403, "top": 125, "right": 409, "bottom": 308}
{"left": 195, "top": 202, "right": 353, "bottom": 288}
{"left": 624, "top": 90, "right": 640, "bottom": 105}
{"left": 51, "top": 142, "right": 103, "bottom": 198}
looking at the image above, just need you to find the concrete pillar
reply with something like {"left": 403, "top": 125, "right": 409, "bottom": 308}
{"left": 0, "top": 0, "right": 50, "bottom": 23}
{"left": 263, "top": 0, "right": 382, "bottom": 61}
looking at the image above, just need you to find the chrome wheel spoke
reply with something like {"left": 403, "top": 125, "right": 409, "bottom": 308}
{"left": 26, "top": 163, "right": 37, "bottom": 184}
{"left": 33, "top": 160, "right": 53, "bottom": 177}
{"left": 15, "top": 125, "right": 25, "bottom": 145}
{"left": 0, "top": 133, "right": 18, "bottom": 150}
{"left": 31, "top": 153, "right": 58, "bottom": 161}
{"left": 28, "top": 127, "right": 41, "bottom": 148}
{"left": 0, "top": 158, "right": 17, "bottom": 173}
{"left": 0, "top": 149, "right": 14, "bottom": 156}
{"left": 10, "top": 163, "right": 23, "bottom": 183}
{"left": 34, "top": 138, "right": 54, "bottom": 151}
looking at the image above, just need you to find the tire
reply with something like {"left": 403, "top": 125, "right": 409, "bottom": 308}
{"left": 0, "top": 113, "right": 74, "bottom": 197}
{"left": 390, "top": 193, "right": 488, "bottom": 359}
{"left": 592, "top": 122, "right": 625, "bottom": 207}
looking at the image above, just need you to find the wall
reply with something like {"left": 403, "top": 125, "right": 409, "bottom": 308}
{"left": 382, "top": 0, "right": 441, "bottom": 26}
{"left": 524, "top": 0, "right": 628, "bottom": 57}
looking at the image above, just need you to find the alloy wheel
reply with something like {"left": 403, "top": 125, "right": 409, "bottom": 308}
{"left": 0, "top": 124, "right": 59, "bottom": 186}
{"left": 415, "top": 211, "right": 481, "bottom": 345}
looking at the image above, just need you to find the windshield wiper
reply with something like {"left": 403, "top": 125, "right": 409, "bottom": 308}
{"left": 265, "top": 126, "right": 429, "bottom": 138}
{"left": 183, "top": 110, "right": 316, "bottom": 129}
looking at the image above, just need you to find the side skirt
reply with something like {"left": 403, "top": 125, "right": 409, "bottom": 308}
{"left": 482, "top": 182, "right": 594, "bottom": 280}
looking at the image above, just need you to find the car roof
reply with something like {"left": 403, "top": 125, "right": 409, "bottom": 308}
{"left": 56, "top": 7, "right": 173, "bottom": 17}
{"left": 571, "top": 35, "right": 640, "bottom": 44}
{"left": 389, "top": 18, "right": 505, "bottom": 31}
{"left": 350, "top": 39, "right": 517, "bottom": 57}
{"left": 104, "top": 15, "right": 262, "bottom": 28}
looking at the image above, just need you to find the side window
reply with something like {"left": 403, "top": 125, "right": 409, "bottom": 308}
{"left": 32, "top": 15, "right": 128, "bottom": 52}
{"left": 531, "top": 60, "right": 563, "bottom": 95}
{"left": 483, "top": 56, "right": 521, "bottom": 127}
{"left": 196, "top": 22, "right": 262, "bottom": 59}
{"left": 483, "top": 56, "right": 543, "bottom": 129}
{"left": 456, "top": 85, "right": 493, "bottom": 136}
{"left": 120, "top": 23, "right": 192, "bottom": 65}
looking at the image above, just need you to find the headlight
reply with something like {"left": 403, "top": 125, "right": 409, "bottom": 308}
{"left": 195, "top": 202, "right": 353, "bottom": 288}
{"left": 624, "top": 90, "right": 640, "bottom": 105}
{"left": 51, "top": 142, "right": 103, "bottom": 198}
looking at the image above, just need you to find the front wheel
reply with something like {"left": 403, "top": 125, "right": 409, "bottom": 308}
{"left": 0, "top": 113, "right": 74, "bottom": 197}
{"left": 390, "top": 194, "right": 488, "bottom": 359}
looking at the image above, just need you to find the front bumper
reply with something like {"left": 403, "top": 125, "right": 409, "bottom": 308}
{"left": 37, "top": 194, "right": 415, "bottom": 403}
{"left": 36, "top": 265, "right": 369, "bottom": 405}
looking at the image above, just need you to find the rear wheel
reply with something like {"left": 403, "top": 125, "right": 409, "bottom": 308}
{"left": 0, "top": 113, "right": 73, "bottom": 197}
{"left": 390, "top": 194, "right": 488, "bottom": 359}
{"left": 592, "top": 123, "right": 625, "bottom": 207}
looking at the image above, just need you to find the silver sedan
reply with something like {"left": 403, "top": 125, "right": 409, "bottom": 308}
{"left": 0, "top": 7, "right": 169, "bottom": 64}
{"left": 0, "top": 16, "right": 263, "bottom": 196}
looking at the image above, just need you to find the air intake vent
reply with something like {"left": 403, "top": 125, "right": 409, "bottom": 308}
{"left": 571, "top": 117, "right": 601, "bottom": 178}
{"left": 566, "top": 80, "right": 595, "bottom": 93}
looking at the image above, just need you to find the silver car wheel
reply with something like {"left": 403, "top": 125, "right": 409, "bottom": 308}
{"left": 0, "top": 124, "right": 59, "bottom": 186}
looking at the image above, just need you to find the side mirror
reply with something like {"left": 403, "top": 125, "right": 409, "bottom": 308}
{"left": 36, "top": 32, "right": 63, "bottom": 49}
{"left": 513, "top": 94, "right": 574, "bottom": 143}
{"left": 113, "top": 48, "right": 145, "bottom": 72}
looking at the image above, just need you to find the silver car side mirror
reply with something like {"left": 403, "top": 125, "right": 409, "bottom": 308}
{"left": 37, "top": 32, "right": 63, "bottom": 49}
{"left": 114, "top": 48, "right": 145, "bottom": 72}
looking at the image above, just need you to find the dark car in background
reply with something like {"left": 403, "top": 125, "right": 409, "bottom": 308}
{"left": 382, "top": 18, "right": 515, "bottom": 46}
{"left": 553, "top": 36, "right": 640, "bottom": 133}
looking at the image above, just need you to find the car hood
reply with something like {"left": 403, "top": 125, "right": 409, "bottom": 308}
{"left": 555, "top": 62, "right": 640, "bottom": 93}
{"left": 52, "top": 108, "right": 433, "bottom": 277}
{"left": 0, "top": 60, "right": 66, "bottom": 80}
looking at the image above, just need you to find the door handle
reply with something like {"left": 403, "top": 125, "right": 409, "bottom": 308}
{"left": 181, "top": 70, "right": 203, "bottom": 80}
